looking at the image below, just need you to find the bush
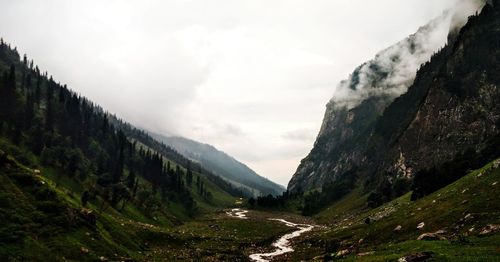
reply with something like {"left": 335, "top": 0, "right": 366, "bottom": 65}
{"left": 367, "top": 192, "right": 384, "bottom": 208}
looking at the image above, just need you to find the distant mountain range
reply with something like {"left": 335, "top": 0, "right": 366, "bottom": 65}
{"left": 150, "top": 133, "right": 285, "bottom": 197}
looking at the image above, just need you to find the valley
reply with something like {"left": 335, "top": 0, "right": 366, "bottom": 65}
{"left": 148, "top": 158, "right": 500, "bottom": 261}
{"left": 1, "top": 0, "right": 500, "bottom": 261}
{"left": 2, "top": 133, "right": 498, "bottom": 261}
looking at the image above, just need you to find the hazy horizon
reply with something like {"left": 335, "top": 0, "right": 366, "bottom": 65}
{"left": 0, "top": 0, "right": 461, "bottom": 186}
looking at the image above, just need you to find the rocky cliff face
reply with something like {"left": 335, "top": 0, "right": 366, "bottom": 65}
{"left": 378, "top": 3, "right": 500, "bottom": 179}
{"left": 288, "top": 0, "right": 493, "bottom": 193}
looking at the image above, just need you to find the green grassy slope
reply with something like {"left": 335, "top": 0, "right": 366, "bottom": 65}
{"left": 132, "top": 139, "right": 236, "bottom": 210}
{"left": 0, "top": 138, "right": 238, "bottom": 261}
{"left": 0, "top": 146, "right": 294, "bottom": 261}
{"left": 289, "top": 158, "right": 500, "bottom": 261}
{"left": 0, "top": 148, "right": 145, "bottom": 261}
{"left": 0, "top": 39, "right": 249, "bottom": 260}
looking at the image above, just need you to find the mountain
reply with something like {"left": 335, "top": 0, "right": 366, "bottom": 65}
{"left": 288, "top": 157, "right": 500, "bottom": 261}
{"left": 287, "top": 9, "right": 455, "bottom": 193}
{"left": 149, "top": 133, "right": 285, "bottom": 196}
{"left": 370, "top": 0, "right": 500, "bottom": 199}
{"left": 288, "top": 0, "right": 500, "bottom": 213}
{"left": 0, "top": 35, "right": 251, "bottom": 259}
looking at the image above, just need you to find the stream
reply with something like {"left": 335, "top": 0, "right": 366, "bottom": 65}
{"left": 225, "top": 208, "right": 314, "bottom": 262}
{"left": 226, "top": 208, "right": 249, "bottom": 219}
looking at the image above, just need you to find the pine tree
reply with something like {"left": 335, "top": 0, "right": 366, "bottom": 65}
{"left": 126, "top": 171, "right": 136, "bottom": 189}
{"left": 0, "top": 65, "right": 18, "bottom": 124}
{"left": 35, "top": 75, "right": 41, "bottom": 103}
{"left": 45, "top": 77, "right": 54, "bottom": 131}
{"left": 186, "top": 161, "right": 193, "bottom": 186}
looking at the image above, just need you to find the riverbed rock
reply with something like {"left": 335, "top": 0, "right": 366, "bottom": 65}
{"left": 417, "top": 222, "right": 425, "bottom": 230}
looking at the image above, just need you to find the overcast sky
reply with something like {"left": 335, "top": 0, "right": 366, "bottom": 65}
{"left": 0, "top": 0, "right": 459, "bottom": 186}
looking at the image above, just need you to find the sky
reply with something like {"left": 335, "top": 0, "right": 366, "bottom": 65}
{"left": 0, "top": 0, "right": 460, "bottom": 186}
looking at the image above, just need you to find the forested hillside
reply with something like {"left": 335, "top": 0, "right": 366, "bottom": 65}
{"left": 150, "top": 133, "right": 285, "bottom": 197}
{"left": 0, "top": 39, "right": 245, "bottom": 260}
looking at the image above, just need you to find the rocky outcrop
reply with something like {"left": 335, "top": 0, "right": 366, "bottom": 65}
{"left": 288, "top": 0, "right": 496, "bottom": 194}
{"left": 374, "top": 1, "right": 500, "bottom": 181}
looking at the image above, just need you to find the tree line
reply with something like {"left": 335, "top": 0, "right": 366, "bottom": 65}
{"left": 0, "top": 39, "right": 225, "bottom": 216}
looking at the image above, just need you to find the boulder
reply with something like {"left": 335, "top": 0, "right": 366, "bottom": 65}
{"left": 357, "top": 251, "right": 375, "bottom": 257}
{"left": 493, "top": 159, "right": 500, "bottom": 169}
{"left": 434, "top": 229, "right": 447, "bottom": 235}
{"left": 335, "top": 249, "right": 350, "bottom": 258}
{"left": 394, "top": 225, "right": 402, "bottom": 232}
{"left": 464, "top": 213, "right": 473, "bottom": 221}
{"left": 417, "top": 233, "right": 446, "bottom": 241}
{"left": 417, "top": 222, "right": 425, "bottom": 230}
{"left": 479, "top": 224, "right": 500, "bottom": 235}
{"left": 398, "top": 252, "right": 433, "bottom": 262}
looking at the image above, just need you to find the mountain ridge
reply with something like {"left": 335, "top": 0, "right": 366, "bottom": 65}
{"left": 149, "top": 132, "right": 285, "bottom": 196}
{"left": 288, "top": 0, "right": 489, "bottom": 193}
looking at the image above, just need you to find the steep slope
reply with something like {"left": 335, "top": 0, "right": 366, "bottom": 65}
{"left": 0, "top": 35, "right": 246, "bottom": 257}
{"left": 110, "top": 118, "right": 253, "bottom": 198}
{"left": 0, "top": 149, "right": 140, "bottom": 261}
{"left": 150, "top": 133, "right": 285, "bottom": 196}
{"left": 290, "top": 158, "right": 500, "bottom": 261}
{"left": 288, "top": 0, "right": 488, "bottom": 193}
{"left": 372, "top": 2, "right": 500, "bottom": 181}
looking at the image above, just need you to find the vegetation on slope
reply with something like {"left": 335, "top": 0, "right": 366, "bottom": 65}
{"left": 150, "top": 133, "right": 285, "bottom": 197}
{"left": 288, "top": 158, "right": 500, "bottom": 261}
{"left": 0, "top": 37, "right": 251, "bottom": 260}
{"left": 287, "top": 1, "right": 500, "bottom": 216}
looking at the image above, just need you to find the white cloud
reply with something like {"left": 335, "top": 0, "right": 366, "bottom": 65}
{"left": 0, "top": 0, "right": 465, "bottom": 186}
